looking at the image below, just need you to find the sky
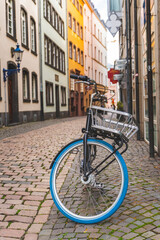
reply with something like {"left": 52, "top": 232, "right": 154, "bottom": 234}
{"left": 91, "top": 0, "right": 119, "bottom": 67}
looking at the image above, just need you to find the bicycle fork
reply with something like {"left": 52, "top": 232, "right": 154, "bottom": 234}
{"left": 82, "top": 109, "right": 92, "bottom": 181}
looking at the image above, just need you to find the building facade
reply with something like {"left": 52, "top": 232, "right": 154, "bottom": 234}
{"left": 0, "top": 0, "right": 40, "bottom": 126}
{"left": 83, "top": 0, "right": 108, "bottom": 111}
{"left": 40, "top": 0, "right": 69, "bottom": 120}
{"left": 119, "top": 0, "right": 160, "bottom": 155}
{"left": 67, "top": 0, "right": 85, "bottom": 117}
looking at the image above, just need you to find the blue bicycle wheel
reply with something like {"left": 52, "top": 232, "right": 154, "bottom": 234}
{"left": 50, "top": 138, "right": 128, "bottom": 224}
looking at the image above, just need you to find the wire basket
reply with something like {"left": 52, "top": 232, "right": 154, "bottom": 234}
{"left": 91, "top": 106, "right": 138, "bottom": 141}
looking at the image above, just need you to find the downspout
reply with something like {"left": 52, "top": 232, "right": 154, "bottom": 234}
{"left": 128, "top": 0, "right": 132, "bottom": 114}
{"left": 134, "top": 0, "right": 140, "bottom": 140}
{"left": 146, "top": 0, "right": 154, "bottom": 157}
{"left": 65, "top": 0, "right": 69, "bottom": 116}
{"left": 39, "top": 0, "right": 44, "bottom": 121}
{"left": 125, "top": 0, "right": 129, "bottom": 113}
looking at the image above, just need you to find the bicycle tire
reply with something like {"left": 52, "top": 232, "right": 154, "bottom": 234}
{"left": 50, "top": 138, "right": 128, "bottom": 224}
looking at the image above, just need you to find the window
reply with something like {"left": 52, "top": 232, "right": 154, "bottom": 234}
{"left": 56, "top": 47, "right": 59, "bottom": 69}
{"left": 77, "top": 48, "right": 80, "bottom": 63}
{"left": 62, "top": 21, "right": 64, "bottom": 38}
{"left": 61, "top": 87, "right": 66, "bottom": 106}
{"left": 77, "top": 22, "right": 80, "bottom": 36}
{"left": 46, "top": 81, "right": 54, "bottom": 105}
{"left": 59, "top": 17, "right": 62, "bottom": 35}
{"left": 58, "top": 0, "right": 62, "bottom": 7}
{"left": 47, "top": 2, "right": 51, "bottom": 22}
{"left": 44, "top": 37, "right": 48, "bottom": 62}
{"left": 80, "top": 26, "right": 83, "bottom": 39}
{"left": 76, "top": 1, "right": 79, "bottom": 10}
{"left": 48, "top": 41, "right": 52, "bottom": 65}
{"left": 43, "top": 0, "right": 47, "bottom": 17}
{"left": 52, "top": 8, "right": 55, "bottom": 27}
{"left": 60, "top": 51, "right": 62, "bottom": 71}
{"left": 80, "top": 5, "right": 82, "bottom": 15}
{"left": 30, "top": 18, "right": 36, "bottom": 54}
{"left": 21, "top": 8, "right": 28, "bottom": 47}
{"left": 68, "top": 13, "right": 72, "bottom": 28}
{"left": 55, "top": 12, "right": 58, "bottom": 30}
{"left": 85, "top": 55, "right": 87, "bottom": 70}
{"left": 88, "top": 67, "right": 90, "bottom": 78}
{"left": 62, "top": 53, "right": 65, "bottom": 73}
{"left": 69, "top": 42, "right": 72, "bottom": 58}
{"left": 110, "top": 0, "right": 121, "bottom": 12}
{"left": 32, "top": 73, "right": 38, "bottom": 102}
{"left": 23, "top": 69, "right": 30, "bottom": 102}
{"left": 73, "top": 18, "right": 76, "bottom": 32}
{"left": 53, "top": 44, "right": 56, "bottom": 67}
{"left": 81, "top": 51, "right": 84, "bottom": 66}
{"left": 73, "top": 45, "right": 76, "bottom": 61}
{"left": 6, "top": 0, "right": 16, "bottom": 39}
{"left": 95, "top": 70, "right": 97, "bottom": 81}
{"left": 94, "top": 24, "right": 96, "bottom": 36}
{"left": 94, "top": 47, "right": 96, "bottom": 59}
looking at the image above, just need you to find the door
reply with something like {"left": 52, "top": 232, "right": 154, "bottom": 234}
{"left": 55, "top": 85, "right": 60, "bottom": 118}
{"left": 8, "top": 63, "right": 19, "bottom": 124}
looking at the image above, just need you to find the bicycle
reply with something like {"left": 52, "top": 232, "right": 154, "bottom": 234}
{"left": 50, "top": 74, "right": 138, "bottom": 224}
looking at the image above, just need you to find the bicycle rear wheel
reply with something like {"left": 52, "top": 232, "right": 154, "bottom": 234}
{"left": 50, "top": 138, "right": 128, "bottom": 224}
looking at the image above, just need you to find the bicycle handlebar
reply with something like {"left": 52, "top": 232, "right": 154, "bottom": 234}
{"left": 70, "top": 74, "right": 89, "bottom": 81}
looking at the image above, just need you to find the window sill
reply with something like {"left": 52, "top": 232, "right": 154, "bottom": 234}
{"left": 6, "top": 33, "right": 17, "bottom": 42}
{"left": 31, "top": 50, "right": 37, "bottom": 56}
{"left": 61, "top": 103, "right": 66, "bottom": 107}
{"left": 22, "top": 43, "right": 29, "bottom": 51}
{"left": 23, "top": 99, "right": 31, "bottom": 103}
{"left": 46, "top": 103, "right": 54, "bottom": 106}
{"left": 32, "top": 99, "right": 39, "bottom": 103}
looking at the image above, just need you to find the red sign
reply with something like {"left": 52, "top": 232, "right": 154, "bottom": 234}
{"left": 108, "top": 68, "right": 120, "bottom": 84}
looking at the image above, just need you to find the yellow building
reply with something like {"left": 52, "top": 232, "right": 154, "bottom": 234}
{"left": 67, "top": 0, "right": 85, "bottom": 116}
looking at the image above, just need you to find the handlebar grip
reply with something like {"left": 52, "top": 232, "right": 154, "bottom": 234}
{"left": 70, "top": 74, "right": 79, "bottom": 79}
{"left": 70, "top": 74, "right": 88, "bottom": 81}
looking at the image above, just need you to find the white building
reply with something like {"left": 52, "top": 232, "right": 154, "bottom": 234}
{"left": 40, "top": 0, "right": 68, "bottom": 119}
{"left": 0, "top": 0, "right": 40, "bottom": 126}
{"left": 83, "top": 0, "right": 108, "bottom": 86}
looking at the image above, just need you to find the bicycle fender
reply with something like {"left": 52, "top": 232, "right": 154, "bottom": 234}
{"left": 49, "top": 138, "right": 82, "bottom": 169}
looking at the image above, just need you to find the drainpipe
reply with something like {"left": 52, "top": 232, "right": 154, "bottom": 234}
{"left": 128, "top": 0, "right": 132, "bottom": 114}
{"left": 146, "top": 0, "right": 154, "bottom": 157}
{"left": 39, "top": 0, "right": 44, "bottom": 121}
{"left": 134, "top": 0, "right": 140, "bottom": 140}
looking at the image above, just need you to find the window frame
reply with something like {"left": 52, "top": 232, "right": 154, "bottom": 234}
{"left": 32, "top": 72, "right": 38, "bottom": 103}
{"left": 61, "top": 86, "right": 66, "bottom": 106}
{"left": 46, "top": 81, "right": 54, "bottom": 106}
{"left": 22, "top": 68, "right": 30, "bottom": 102}
{"left": 30, "top": 17, "right": 37, "bottom": 55}
{"left": 6, "top": 0, "right": 17, "bottom": 41}
{"left": 21, "top": 7, "right": 29, "bottom": 50}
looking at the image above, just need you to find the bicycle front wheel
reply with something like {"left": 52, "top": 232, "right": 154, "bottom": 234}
{"left": 50, "top": 138, "right": 128, "bottom": 224}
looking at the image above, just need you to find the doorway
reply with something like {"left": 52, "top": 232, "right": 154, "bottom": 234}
{"left": 55, "top": 85, "right": 60, "bottom": 118}
{"left": 8, "top": 62, "right": 19, "bottom": 124}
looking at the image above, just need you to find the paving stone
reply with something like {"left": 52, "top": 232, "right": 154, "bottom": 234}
{"left": 123, "top": 232, "right": 138, "bottom": 239}
{"left": 0, "top": 118, "right": 160, "bottom": 240}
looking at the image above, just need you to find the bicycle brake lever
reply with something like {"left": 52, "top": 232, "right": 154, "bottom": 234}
{"left": 75, "top": 81, "right": 90, "bottom": 85}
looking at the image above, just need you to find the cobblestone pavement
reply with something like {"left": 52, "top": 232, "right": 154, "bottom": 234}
{"left": 0, "top": 117, "right": 160, "bottom": 240}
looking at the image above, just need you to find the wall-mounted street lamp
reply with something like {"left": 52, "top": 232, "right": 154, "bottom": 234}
{"left": 3, "top": 43, "right": 23, "bottom": 82}
{"left": 3, "top": 43, "right": 23, "bottom": 126}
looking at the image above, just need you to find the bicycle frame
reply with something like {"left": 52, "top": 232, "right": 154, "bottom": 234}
{"left": 82, "top": 93, "right": 128, "bottom": 180}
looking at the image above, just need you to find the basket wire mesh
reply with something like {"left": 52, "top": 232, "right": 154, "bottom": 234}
{"left": 91, "top": 106, "right": 138, "bottom": 140}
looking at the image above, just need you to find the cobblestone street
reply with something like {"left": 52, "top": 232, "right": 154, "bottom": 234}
{"left": 0, "top": 117, "right": 160, "bottom": 240}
